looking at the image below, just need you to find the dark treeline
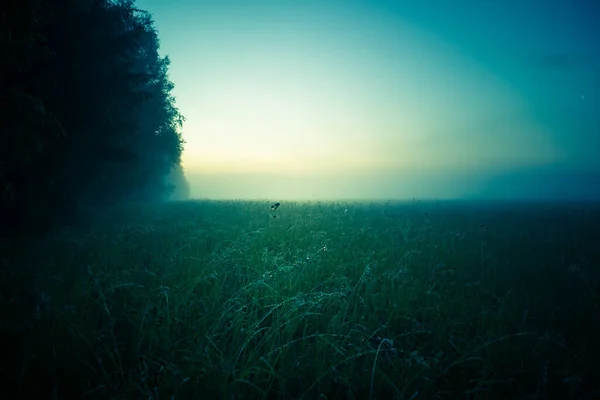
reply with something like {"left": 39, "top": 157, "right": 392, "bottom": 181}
{"left": 1, "top": 0, "right": 188, "bottom": 238}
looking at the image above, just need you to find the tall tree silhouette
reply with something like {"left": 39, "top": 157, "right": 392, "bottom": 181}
{"left": 0, "top": 0, "right": 187, "bottom": 237}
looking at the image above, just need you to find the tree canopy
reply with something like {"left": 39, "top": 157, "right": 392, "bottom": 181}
{"left": 0, "top": 0, "right": 188, "bottom": 237}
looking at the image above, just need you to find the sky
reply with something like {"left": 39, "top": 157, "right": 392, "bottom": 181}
{"left": 136, "top": 0, "right": 599, "bottom": 200}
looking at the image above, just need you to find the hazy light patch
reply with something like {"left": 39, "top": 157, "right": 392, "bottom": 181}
{"left": 176, "top": 2, "right": 561, "bottom": 182}
{"left": 131, "top": 0, "right": 600, "bottom": 200}
{"left": 186, "top": 168, "right": 490, "bottom": 201}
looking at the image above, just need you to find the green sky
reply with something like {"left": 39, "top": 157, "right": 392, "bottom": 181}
{"left": 136, "top": 0, "right": 599, "bottom": 200}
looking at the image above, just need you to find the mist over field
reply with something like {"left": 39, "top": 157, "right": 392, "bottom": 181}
{"left": 186, "top": 167, "right": 600, "bottom": 201}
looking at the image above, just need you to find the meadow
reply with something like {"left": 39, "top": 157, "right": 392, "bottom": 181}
{"left": 1, "top": 199, "right": 599, "bottom": 399}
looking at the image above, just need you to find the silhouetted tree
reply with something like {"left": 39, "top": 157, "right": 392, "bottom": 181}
{"left": 0, "top": 0, "right": 185, "bottom": 237}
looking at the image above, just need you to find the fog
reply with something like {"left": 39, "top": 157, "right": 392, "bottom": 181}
{"left": 186, "top": 167, "right": 600, "bottom": 201}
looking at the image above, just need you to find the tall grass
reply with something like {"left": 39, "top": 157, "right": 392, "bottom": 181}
{"left": 1, "top": 199, "right": 599, "bottom": 399}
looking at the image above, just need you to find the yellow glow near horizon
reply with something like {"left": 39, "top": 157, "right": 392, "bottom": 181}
{"left": 174, "top": 5, "right": 562, "bottom": 179}
{"left": 133, "top": 0, "right": 598, "bottom": 200}
{"left": 180, "top": 57, "right": 560, "bottom": 176}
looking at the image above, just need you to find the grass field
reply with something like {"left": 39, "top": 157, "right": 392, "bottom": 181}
{"left": 1, "top": 199, "right": 599, "bottom": 399}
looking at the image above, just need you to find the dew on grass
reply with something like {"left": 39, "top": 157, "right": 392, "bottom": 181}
{"left": 6, "top": 199, "right": 600, "bottom": 399}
